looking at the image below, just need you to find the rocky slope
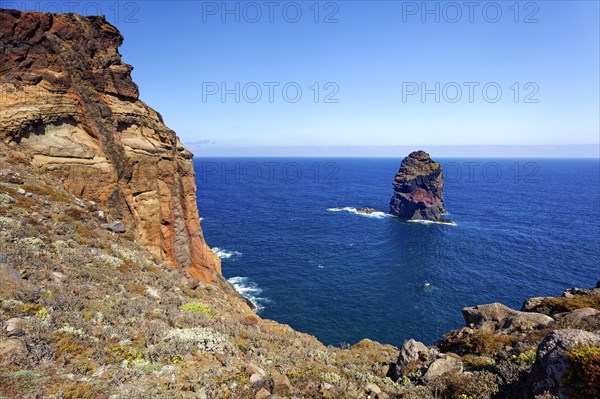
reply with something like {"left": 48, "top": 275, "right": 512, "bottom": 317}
{"left": 0, "top": 9, "right": 220, "bottom": 282}
{"left": 389, "top": 151, "right": 448, "bottom": 222}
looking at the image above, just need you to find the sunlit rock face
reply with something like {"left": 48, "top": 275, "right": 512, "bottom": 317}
{"left": 0, "top": 9, "right": 220, "bottom": 281}
{"left": 389, "top": 150, "right": 447, "bottom": 222}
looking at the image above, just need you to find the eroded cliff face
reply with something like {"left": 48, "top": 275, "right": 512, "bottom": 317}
{"left": 0, "top": 9, "right": 220, "bottom": 281}
{"left": 389, "top": 150, "right": 448, "bottom": 222}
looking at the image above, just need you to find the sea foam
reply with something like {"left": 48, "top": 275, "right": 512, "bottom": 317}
{"left": 211, "top": 247, "right": 242, "bottom": 259}
{"left": 406, "top": 219, "right": 457, "bottom": 226}
{"left": 227, "top": 276, "right": 267, "bottom": 312}
{"left": 327, "top": 207, "right": 390, "bottom": 219}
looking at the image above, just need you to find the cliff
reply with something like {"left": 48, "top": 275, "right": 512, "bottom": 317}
{"left": 0, "top": 9, "right": 220, "bottom": 281}
{"left": 389, "top": 150, "right": 448, "bottom": 222}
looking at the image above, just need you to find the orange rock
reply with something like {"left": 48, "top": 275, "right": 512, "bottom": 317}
{"left": 0, "top": 10, "right": 220, "bottom": 281}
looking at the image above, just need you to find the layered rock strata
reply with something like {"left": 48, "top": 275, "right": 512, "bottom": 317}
{"left": 0, "top": 10, "right": 220, "bottom": 281}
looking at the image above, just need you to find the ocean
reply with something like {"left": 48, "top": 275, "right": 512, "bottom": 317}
{"left": 196, "top": 158, "right": 600, "bottom": 346}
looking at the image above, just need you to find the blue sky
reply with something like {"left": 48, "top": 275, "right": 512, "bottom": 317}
{"left": 3, "top": 1, "right": 599, "bottom": 157}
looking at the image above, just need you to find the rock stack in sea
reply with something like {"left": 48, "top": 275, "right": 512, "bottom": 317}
{"left": 389, "top": 150, "right": 449, "bottom": 222}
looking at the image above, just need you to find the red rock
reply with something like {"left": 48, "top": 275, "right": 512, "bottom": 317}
{"left": 0, "top": 10, "right": 220, "bottom": 282}
{"left": 389, "top": 150, "right": 449, "bottom": 222}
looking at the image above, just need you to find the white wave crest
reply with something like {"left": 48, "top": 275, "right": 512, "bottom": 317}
{"left": 327, "top": 207, "right": 390, "bottom": 219}
{"left": 407, "top": 219, "right": 457, "bottom": 226}
{"left": 211, "top": 247, "right": 242, "bottom": 259}
{"left": 227, "top": 276, "right": 266, "bottom": 312}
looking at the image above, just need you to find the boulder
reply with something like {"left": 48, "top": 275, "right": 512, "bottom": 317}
{"left": 522, "top": 297, "right": 553, "bottom": 313}
{"left": 365, "top": 382, "right": 381, "bottom": 395}
{"left": 529, "top": 329, "right": 600, "bottom": 398}
{"left": 0, "top": 338, "right": 24, "bottom": 365}
{"left": 244, "top": 363, "right": 266, "bottom": 377}
{"left": 6, "top": 318, "right": 26, "bottom": 337}
{"left": 396, "top": 339, "right": 430, "bottom": 373}
{"left": 554, "top": 307, "right": 598, "bottom": 324}
{"left": 462, "top": 303, "right": 553, "bottom": 332}
{"left": 255, "top": 389, "right": 271, "bottom": 399}
{"left": 423, "top": 355, "right": 463, "bottom": 382}
{"left": 107, "top": 221, "right": 127, "bottom": 233}
{"left": 272, "top": 373, "right": 292, "bottom": 396}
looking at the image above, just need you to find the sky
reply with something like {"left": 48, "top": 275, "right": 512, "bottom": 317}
{"left": 2, "top": 0, "right": 599, "bottom": 157}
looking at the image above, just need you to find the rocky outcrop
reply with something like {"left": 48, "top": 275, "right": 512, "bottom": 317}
{"left": 0, "top": 10, "right": 220, "bottom": 281}
{"left": 462, "top": 303, "right": 554, "bottom": 333}
{"left": 389, "top": 150, "right": 448, "bottom": 222}
{"left": 528, "top": 329, "right": 600, "bottom": 398}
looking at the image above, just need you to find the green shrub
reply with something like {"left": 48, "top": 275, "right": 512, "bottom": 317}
{"left": 565, "top": 345, "right": 600, "bottom": 399}
{"left": 517, "top": 349, "right": 537, "bottom": 366}
{"left": 179, "top": 302, "right": 212, "bottom": 317}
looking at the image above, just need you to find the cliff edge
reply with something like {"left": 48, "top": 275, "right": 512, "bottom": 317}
{"left": 389, "top": 150, "right": 448, "bottom": 222}
{"left": 0, "top": 9, "right": 220, "bottom": 281}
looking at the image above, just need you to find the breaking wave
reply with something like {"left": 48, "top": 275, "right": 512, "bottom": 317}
{"left": 327, "top": 207, "right": 390, "bottom": 219}
{"left": 211, "top": 247, "right": 242, "bottom": 259}
{"left": 227, "top": 276, "right": 267, "bottom": 312}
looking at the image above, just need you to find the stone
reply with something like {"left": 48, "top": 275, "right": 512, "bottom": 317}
{"left": 272, "top": 373, "right": 292, "bottom": 395}
{"left": 522, "top": 297, "right": 553, "bottom": 313}
{"left": 17, "top": 188, "right": 26, "bottom": 195}
{"left": 365, "top": 382, "right": 381, "bottom": 394}
{"left": 503, "top": 312, "right": 555, "bottom": 333}
{"left": 244, "top": 363, "right": 266, "bottom": 377}
{"left": 0, "top": 9, "right": 220, "bottom": 283}
{"left": 6, "top": 318, "right": 26, "bottom": 337}
{"left": 107, "top": 221, "right": 127, "bottom": 233}
{"left": 51, "top": 271, "right": 67, "bottom": 283}
{"left": 376, "top": 364, "right": 391, "bottom": 378}
{"left": 0, "top": 338, "right": 24, "bottom": 365}
{"left": 255, "top": 389, "right": 271, "bottom": 399}
{"left": 554, "top": 307, "right": 598, "bottom": 324}
{"left": 389, "top": 150, "right": 448, "bottom": 222}
{"left": 250, "top": 373, "right": 264, "bottom": 383}
{"left": 529, "top": 329, "right": 600, "bottom": 398}
{"left": 5, "top": 173, "right": 24, "bottom": 184}
{"left": 0, "top": 252, "right": 6, "bottom": 263}
{"left": 462, "top": 303, "right": 553, "bottom": 332}
{"left": 93, "top": 210, "right": 107, "bottom": 222}
{"left": 0, "top": 263, "right": 37, "bottom": 292}
{"left": 321, "top": 383, "right": 334, "bottom": 391}
{"left": 423, "top": 355, "right": 463, "bottom": 382}
{"left": 396, "top": 339, "right": 430, "bottom": 373}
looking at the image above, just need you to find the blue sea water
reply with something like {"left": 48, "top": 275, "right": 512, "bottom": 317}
{"left": 196, "top": 158, "right": 600, "bottom": 346}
